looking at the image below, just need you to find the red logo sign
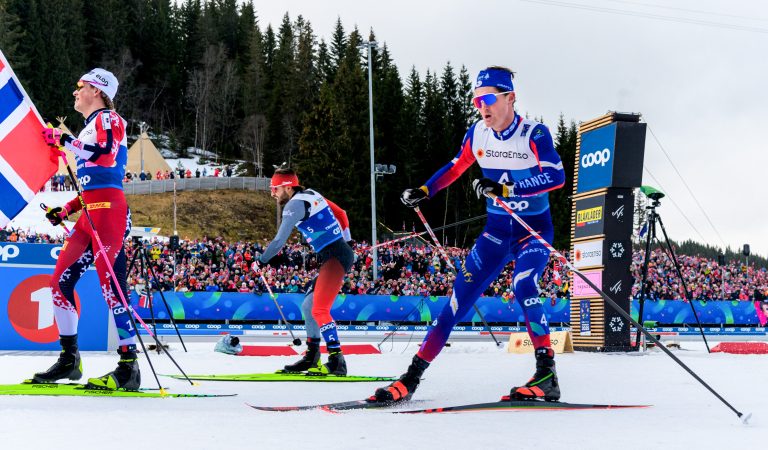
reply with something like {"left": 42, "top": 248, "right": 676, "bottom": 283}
{"left": 7, "top": 275, "right": 81, "bottom": 343}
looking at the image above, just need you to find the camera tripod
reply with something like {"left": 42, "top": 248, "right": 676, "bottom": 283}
{"left": 635, "top": 187, "right": 710, "bottom": 352}
{"left": 128, "top": 237, "right": 187, "bottom": 352}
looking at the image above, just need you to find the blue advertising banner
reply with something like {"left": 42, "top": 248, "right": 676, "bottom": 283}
{"left": 133, "top": 293, "right": 764, "bottom": 326}
{"left": 630, "top": 299, "right": 762, "bottom": 325}
{"left": 577, "top": 123, "right": 616, "bottom": 193}
{"left": 132, "top": 292, "right": 572, "bottom": 324}
{"left": 0, "top": 243, "right": 110, "bottom": 350}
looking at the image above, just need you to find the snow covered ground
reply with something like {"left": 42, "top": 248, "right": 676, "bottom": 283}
{"left": 0, "top": 340, "right": 763, "bottom": 449}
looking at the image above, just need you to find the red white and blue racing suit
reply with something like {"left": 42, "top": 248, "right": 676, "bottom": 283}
{"left": 51, "top": 108, "right": 135, "bottom": 347}
{"left": 417, "top": 114, "right": 565, "bottom": 361}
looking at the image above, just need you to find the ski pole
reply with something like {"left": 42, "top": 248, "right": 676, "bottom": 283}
{"left": 412, "top": 207, "right": 503, "bottom": 347}
{"left": 251, "top": 261, "right": 302, "bottom": 346}
{"left": 484, "top": 192, "right": 750, "bottom": 423}
{"left": 51, "top": 140, "right": 195, "bottom": 387}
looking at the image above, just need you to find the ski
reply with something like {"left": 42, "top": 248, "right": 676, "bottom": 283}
{"left": 164, "top": 372, "right": 396, "bottom": 382}
{"left": 0, "top": 381, "right": 236, "bottom": 398}
{"left": 248, "top": 397, "right": 428, "bottom": 412}
{"left": 396, "top": 400, "right": 651, "bottom": 414}
{"left": 249, "top": 398, "right": 649, "bottom": 413}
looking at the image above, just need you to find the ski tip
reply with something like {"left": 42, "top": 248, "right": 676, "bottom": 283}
{"left": 740, "top": 412, "right": 753, "bottom": 425}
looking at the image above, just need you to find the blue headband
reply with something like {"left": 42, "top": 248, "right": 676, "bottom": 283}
{"left": 475, "top": 68, "right": 514, "bottom": 91}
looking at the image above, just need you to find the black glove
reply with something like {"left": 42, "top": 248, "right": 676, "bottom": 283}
{"left": 400, "top": 187, "right": 429, "bottom": 208}
{"left": 472, "top": 178, "right": 510, "bottom": 199}
{"left": 45, "top": 206, "right": 67, "bottom": 226}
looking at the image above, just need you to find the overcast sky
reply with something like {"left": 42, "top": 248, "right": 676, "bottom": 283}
{"left": 252, "top": 0, "right": 768, "bottom": 257}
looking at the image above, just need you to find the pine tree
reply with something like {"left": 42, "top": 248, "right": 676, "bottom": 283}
{"left": 0, "top": 0, "right": 26, "bottom": 66}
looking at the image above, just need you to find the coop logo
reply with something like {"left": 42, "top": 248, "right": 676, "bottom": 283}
{"left": 610, "top": 242, "right": 625, "bottom": 258}
{"left": 0, "top": 244, "right": 20, "bottom": 261}
{"left": 7, "top": 275, "right": 81, "bottom": 343}
{"left": 499, "top": 200, "right": 530, "bottom": 212}
{"left": 609, "top": 316, "right": 624, "bottom": 333}
{"left": 78, "top": 175, "right": 91, "bottom": 186}
{"left": 581, "top": 148, "right": 611, "bottom": 168}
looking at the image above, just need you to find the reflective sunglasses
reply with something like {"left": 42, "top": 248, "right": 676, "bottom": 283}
{"left": 75, "top": 81, "right": 87, "bottom": 91}
{"left": 472, "top": 91, "right": 512, "bottom": 109}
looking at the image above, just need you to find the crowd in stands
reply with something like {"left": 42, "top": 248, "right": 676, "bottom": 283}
{"left": 630, "top": 248, "right": 768, "bottom": 301}
{"left": 2, "top": 229, "right": 766, "bottom": 301}
{"left": 46, "top": 165, "right": 236, "bottom": 190}
{"left": 123, "top": 165, "right": 235, "bottom": 182}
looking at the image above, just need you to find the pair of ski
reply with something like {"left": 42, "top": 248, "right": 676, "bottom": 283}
{"left": 168, "top": 370, "right": 649, "bottom": 413}
{"left": 248, "top": 396, "right": 650, "bottom": 414}
{"left": 0, "top": 380, "right": 234, "bottom": 398}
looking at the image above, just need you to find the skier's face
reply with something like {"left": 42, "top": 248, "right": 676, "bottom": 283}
{"left": 270, "top": 185, "right": 292, "bottom": 204}
{"left": 73, "top": 81, "right": 102, "bottom": 115}
{"left": 473, "top": 86, "right": 516, "bottom": 132}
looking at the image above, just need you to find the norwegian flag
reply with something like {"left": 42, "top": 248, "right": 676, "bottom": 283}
{"left": 138, "top": 293, "right": 151, "bottom": 308}
{"left": 0, "top": 50, "right": 58, "bottom": 226}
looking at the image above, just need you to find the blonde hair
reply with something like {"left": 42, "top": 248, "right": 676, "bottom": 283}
{"left": 100, "top": 91, "right": 115, "bottom": 110}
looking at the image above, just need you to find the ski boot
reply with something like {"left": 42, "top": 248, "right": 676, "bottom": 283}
{"left": 509, "top": 347, "right": 560, "bottom": 401}
{"left": 323, "top": 350, "right": 347, "bottom": 376}
{"left": 283, "top": 339, "right": 321, "bottom": 372}
{"left": 374, "top": 355, "right": 430, "bottom": 403}
{"left": 32, "top": 335, "right": 82, "bottom": 383}
{"left": 86, "top": 345, "right": 141, "bottom": 391}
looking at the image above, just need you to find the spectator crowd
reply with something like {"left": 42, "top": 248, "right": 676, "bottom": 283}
{"left": 2, "top": 228, "right": 766, "bottom": 301}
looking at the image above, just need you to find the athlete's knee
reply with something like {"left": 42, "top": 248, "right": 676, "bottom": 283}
{"left": 301, "top": 295, "right": 314, "bottom": 318}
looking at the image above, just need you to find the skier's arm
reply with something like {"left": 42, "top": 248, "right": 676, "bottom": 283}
{"left": 60, "top": 111, "right": 124, "bottom": 166}
{"left": 259, "top": 199, "right": 307, "bottom": 264}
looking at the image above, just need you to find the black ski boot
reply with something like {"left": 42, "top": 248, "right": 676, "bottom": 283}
{"left": 86, "top": 345, "right": 141, "bottom": 391}
{"left": 509, "top": 347, "right": 560, "bottom": 401}
{"left": 283, "top": 339, "right": 321, "bottom": 372}
{"left": 322, "top": 350, "right": 347, "bottom": 376}
{"left": 374, "top": 355, "right": 430, "bottom": 403}
{"left": 32, "top": 335, "right": 82, "bottom": 383}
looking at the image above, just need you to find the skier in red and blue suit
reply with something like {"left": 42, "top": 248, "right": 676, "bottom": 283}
{"left": 36, "top": 68, "right": 140, "bottom": 391}
{"left": 375, "top": 66, "right": 566, "bottom": 404}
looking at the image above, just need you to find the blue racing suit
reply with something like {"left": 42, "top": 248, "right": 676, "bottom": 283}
{"left": 417, "top": 114, "right": 565, "bottom": 361}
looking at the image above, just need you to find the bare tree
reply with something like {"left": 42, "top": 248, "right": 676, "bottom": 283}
{"left": 186, "top": 44, "right": 226, "bottom": 157}
{"left": 240, "top": 114, "right": 267, "bottom": 177}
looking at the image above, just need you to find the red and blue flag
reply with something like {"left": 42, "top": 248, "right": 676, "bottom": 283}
{"left": 0, "top": 50, "right": 58, "bottom": 226}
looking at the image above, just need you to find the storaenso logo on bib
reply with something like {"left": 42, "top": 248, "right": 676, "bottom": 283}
{"left": 484, "top": 149, "right": 529, "bottom": 159}
{"left": 581, "top": 148, "right": 611, "bottom": 168}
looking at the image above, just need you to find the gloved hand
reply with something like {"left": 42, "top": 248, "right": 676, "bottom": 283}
{"left": 400, "top": 187, "right": 429, "bottom": 208}
{"left": 42, "top": 127, "right": 63, "bottom": 147}
{"left": 472, "top": 178, "right": 510, "bottom": 199}
{"left": 45, "top": 206, "right": 68, "bottom": 226}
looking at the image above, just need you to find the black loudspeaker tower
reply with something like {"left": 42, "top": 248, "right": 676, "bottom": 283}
{"left": 170, "top": 235, "right": 180, "bottom": 250}
{"left": 743, "top": 244, "right": 750, "bottom": 257}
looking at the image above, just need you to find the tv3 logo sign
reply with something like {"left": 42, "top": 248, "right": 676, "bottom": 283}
{"left": 7, "top": 275, "right": 81, "bottom": 343}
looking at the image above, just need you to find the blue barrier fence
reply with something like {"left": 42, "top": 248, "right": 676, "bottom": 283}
{"left": 131, "top": 291, "right": 764, "bottom": 326}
